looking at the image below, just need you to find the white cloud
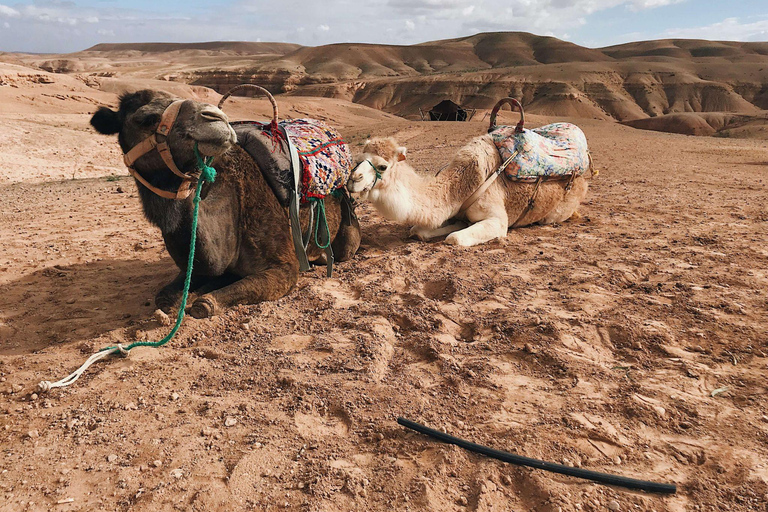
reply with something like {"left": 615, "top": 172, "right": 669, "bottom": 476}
{"left": 0, "top": 0, "right": 732, "bottom": 54}
{"left": 0, "top": 4, "right": 20, "bottom": 18}
{"left": 663, "top": 16, "right": 768, "bottom": 42}
{"left": 629, "top": 0, "right": 684, "bottom": 9}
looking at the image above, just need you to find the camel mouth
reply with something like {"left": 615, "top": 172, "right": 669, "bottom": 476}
{"left": 195, "top": 125, "right": 237, "bottom": 158}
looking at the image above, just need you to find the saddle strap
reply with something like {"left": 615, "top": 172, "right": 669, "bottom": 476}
{"left": 512, "top": 176, "right": 543, "bottom": 227}
{"left": 286, "top": 131, "right": 311, "bottom": 272}
{"left": 457, "top": 151, "right": 518, "bottom": 217}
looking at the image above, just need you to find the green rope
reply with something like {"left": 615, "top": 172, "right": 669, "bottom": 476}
{"left": 366, "top": 159, "right": 383, "bottom": 188}
{"left": 312, "top": 197, "right": 332, "bottom": 249}
{"left": 101, "top": 143, "right": 216, "bottom": 353}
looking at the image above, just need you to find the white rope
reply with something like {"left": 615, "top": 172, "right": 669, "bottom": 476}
{"left": 38, "top": 344, "right": 129, "bottom": 393}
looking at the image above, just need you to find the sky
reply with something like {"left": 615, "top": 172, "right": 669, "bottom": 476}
{"left": 0, "top": 0, "right": 766, "bottom": 53}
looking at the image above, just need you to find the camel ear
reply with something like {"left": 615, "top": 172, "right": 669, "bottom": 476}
{"left": 396, "top": 146, "right": 407, "bottom": 161}
{"left": 90, "top": 107, "right": 121, "bottom": 135}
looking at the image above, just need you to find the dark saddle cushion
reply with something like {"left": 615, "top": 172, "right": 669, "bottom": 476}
{"left": 232, "top": 122, "right": 293, "bottom": 207}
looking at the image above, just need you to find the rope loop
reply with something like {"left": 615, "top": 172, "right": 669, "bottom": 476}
{"left": 312, "top": 198, "right": 332, "bottom": 249}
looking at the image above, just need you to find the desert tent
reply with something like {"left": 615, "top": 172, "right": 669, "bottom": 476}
{"left": 428, "top": 100, "right": 469, "bottom": 121}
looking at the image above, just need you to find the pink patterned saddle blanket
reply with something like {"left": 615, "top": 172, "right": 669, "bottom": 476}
{"left": 490, "top": 122, "right": 590, "bottom": 182}
{"left": 232, "top": 118, "right": 352, "bottom": 204}
{"left": 283, "top": 119, "right": 352, "bottom": 201}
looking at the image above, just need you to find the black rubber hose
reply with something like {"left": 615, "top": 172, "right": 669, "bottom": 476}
{"left": 397, "top": 417, "right": 677, "bottom": 495}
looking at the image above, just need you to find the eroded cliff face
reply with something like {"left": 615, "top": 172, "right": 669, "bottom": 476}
{"left": 9, "top": 33, "right": 768, "bottom": 126}
{"left": 189, "top": 67, "right": 764, "bottom": 123}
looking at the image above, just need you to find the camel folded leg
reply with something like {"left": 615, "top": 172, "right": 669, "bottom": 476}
{"left": 189, "top": 262, "right": 298, "bottom": 319}
{"left": 445, "top": 216, "right": 508, "bottom": 247}
{"left": 409, "top": 221, "right": 467, "bottom": 241}
{"left": 156, "top": 271, "right": 214, "bottom": 313}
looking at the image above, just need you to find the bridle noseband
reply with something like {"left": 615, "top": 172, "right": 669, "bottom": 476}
{"left": 352, "top": 159, "right": 383, "bottom": 191}
{"left": 122, "top": 100, "right": 199, "bottom": 200}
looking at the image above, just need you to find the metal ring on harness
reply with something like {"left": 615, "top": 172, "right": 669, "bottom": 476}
{"left": 489, "top": 98, "right": 525, "bottom": 134}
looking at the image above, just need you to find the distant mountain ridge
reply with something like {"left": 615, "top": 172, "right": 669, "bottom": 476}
{"left": 84, "top": 41, "right": 302, "bottom": 55}
{"left": 6, "top": 32, "right": 768, "bottom": 131}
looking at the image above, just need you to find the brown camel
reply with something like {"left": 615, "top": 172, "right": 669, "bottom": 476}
{"left": 90, "top": 89, "right": 360, "bottom": 318}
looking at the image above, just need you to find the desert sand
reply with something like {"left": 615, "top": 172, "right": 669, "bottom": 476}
{"left": 1, "top": 51, "right": 768, "bottom": 512}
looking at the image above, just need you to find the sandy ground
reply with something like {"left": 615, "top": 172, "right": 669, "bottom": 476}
{"left": 1, "top": 88, "right": 768, "bottom": 512}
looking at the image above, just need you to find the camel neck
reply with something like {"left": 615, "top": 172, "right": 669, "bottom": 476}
{"left": 371, "top": 163, "right": 457, "bottom": 228}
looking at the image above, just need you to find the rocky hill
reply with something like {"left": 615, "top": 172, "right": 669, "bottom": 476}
{"left": 5, "top": 33, "right": 768, "bottom": 134}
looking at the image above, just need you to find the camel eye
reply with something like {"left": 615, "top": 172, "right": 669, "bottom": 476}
{"left": 376, "top": 165, "right": 387, "bottom": 172}
{"left": 135, "top": 112, "right": 160, "bottom": 127}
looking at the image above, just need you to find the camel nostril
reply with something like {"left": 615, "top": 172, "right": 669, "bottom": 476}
{"left": 201, "top": 110, "right": 227, "bottom": 123}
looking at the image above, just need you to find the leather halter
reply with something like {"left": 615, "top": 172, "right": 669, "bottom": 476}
{"left": 122, "top": 100, "right": 197, "bottom": 200}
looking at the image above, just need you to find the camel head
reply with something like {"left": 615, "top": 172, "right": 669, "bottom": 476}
{"left": 90, "top": 90, "right": 237, "bottom": 179}
{"left": 347, "top": 137, "right": 407, "bottom": 200}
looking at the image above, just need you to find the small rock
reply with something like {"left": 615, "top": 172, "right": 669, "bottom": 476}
{"left": 242, "top": 322, "right": 251, "bottom": 330}
{"left": 224, "top": 417, "right": 237, "bottom": 427}
{"left": 30, "top": 393, "right": 38, "bottom": 401}
{"left": 457, "top": 495, "right": 468, "bottom": 506}
{"left": 116, "top": 186, "right": 125, "bottom": 194}
{"left": 170, "top": 392, "right": 179, "bottom": 401}
{"left": 26, "top": 429, "right": 39, "bottom": 439}
{"left": 152, "top": 460, "right": 163, "bottom": 468}
{"left": 107, "top": 454, "right": 118, "bottom": 463}
{"left": 154, "top": 309, "right": 171, "bottom": 326}
{"left": 124, "top": 402, "right": 138, "bottom": 411}
{"left": 614, "top": 456, "right": 622, "bottom": 465}
{"left": 202, "top": 426, "right": 215, "bottom": 437}
{"left": 170, "top": 468, "right": 184, "bottom": 479}
{"left": 608, "top": 500, "right": 620, "bottom": 511}
{"left": 501, "top": 475, "right": 512, "bottom": 486}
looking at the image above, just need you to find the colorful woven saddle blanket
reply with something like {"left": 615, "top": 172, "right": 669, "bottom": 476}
{"left": 490, "top": 122, "right": 589, "bottom": 182}
{"left": 232, "top": 118, "right": 352, "bottom": 205}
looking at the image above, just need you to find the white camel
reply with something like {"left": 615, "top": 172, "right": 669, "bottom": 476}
{"left": 346, "top": 135, "right": 591, "bottom": 247}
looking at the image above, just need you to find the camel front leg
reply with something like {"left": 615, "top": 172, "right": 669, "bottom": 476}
{"left": 409, "top": 221, "right": 467, "bottom": 241}
{"left": 156, "top": 271, "right": 213, "bottom": 313}
{"left": 445, "top": 216, "right": 508, "bottom": 247}
{"left": 188, "top": 262, "right": 298, "bottom": 319}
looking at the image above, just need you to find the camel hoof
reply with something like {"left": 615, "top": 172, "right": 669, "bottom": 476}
{"left": 445, "top": 232, "right": 467, "bottom": 246}
{"left": 189, "top": 297, "right": 216, "bottom": 319}
{"left": 155, "top": 294, "right": 177, "bottom": 315}
{"left": 409, "top": 226, "right": 429, "bottom": 241}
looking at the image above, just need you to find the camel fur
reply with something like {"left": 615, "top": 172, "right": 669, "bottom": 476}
{"left": 91, "top": 89, "right": 360, "bottom": 318}
{"left": 347, "top": 135, "right": 589, "bottom": 247}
